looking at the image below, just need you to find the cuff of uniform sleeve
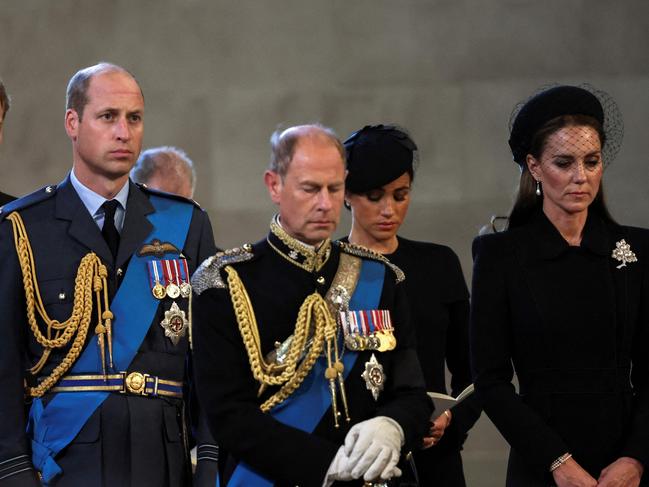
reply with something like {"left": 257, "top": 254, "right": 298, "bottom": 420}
{"left": 0, "top": 455, "right": 40, "bottom": 486}
{"left": 196, "top": 444, "right": 219, "bottom": 463}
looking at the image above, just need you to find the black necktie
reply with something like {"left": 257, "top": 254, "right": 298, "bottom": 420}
{"left": 101, "top": 200, "right": 121, "bottom": 260}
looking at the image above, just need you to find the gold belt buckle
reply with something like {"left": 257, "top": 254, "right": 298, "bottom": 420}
{"left": 124, "top": 372, "right": 149, "bottom": 395}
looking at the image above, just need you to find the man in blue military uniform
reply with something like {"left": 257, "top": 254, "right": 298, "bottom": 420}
{"left": 192, "top": 125, "right": 431, "bottom": 486}
{"left": 0, "top": 63, "right": 216, "bottom": 486}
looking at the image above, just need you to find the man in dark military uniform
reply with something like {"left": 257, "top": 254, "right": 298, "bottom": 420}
{"left": 0, "top": 78, "right": 16, "bottom": 206}
{"left": 0, "top": 63, "right": 216, "bottom": 486}
{"left": 192, "top": 125, "right": 431, "bottom": 487}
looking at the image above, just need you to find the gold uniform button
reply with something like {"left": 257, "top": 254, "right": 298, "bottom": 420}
{"left": 316, "top": 276, "right": 325, "bottom": 285}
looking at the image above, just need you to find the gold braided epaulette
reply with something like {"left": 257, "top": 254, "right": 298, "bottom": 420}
{"left": 191, "top": 244, "right": 254, "bottom": 294}
{"left": 337, "top": 241, "right": 405, "bottom": 283}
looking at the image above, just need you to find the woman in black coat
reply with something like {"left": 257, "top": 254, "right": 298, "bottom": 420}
{"left": 471, "top": 85, "right": 649, "bottom": 487}
{"left": 342, "top": 124, "right": 481, "bottom": 487}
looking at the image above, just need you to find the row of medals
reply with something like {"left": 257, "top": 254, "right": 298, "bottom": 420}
{"left": 344, "top": 329, "right": 396, "bottom": 353}
{"left": 152, "top": 280, "right": 191, "bottom": 300}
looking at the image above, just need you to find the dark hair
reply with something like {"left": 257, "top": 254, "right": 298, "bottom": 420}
{"left": 66, "top": 62, "right": 141, "bottom": 121}
{"left": 0, "top": 79, "right": 9, "bottom": 118}
{"left": 508, "top": 114, "right": 615, "bottom": 228}
{"left": 344, "top": 124, "right": 417, "bottom": 194}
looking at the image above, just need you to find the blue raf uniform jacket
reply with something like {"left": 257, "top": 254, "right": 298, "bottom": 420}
{"left": 0, "top": 176, "right": 216, "bottom": 487}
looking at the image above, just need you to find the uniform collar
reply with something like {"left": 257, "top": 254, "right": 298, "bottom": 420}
{"left": 526, "top": 210, "right": 610, "bottom": 259}
{"left": 267, "top": 215, "right": 332, "bottom": 272}
{"left": 70, "top": 169, "right": 129, "bottom": 229}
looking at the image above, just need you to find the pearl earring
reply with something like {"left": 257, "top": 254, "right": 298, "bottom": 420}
{"left": 535, "top": 180, "right": 542, "bottom": 196}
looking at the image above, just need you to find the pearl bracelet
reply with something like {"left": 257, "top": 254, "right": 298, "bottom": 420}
{"left": 550, "top": 452, "right": 572, "bottom": 472}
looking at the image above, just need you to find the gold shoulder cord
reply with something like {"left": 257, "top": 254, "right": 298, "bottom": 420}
{"left": 8, "top": 212, "right": 114, "bottom": 397}
{"left": 225, "top": 266, "right": 344, "bottom": 417}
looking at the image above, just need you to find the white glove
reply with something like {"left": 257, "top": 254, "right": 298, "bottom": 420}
{"left": 322, "top": 446, "right": 354, "bottom": 487}
{"left": 343, "top": 416, "right": 405, "bottom": 482}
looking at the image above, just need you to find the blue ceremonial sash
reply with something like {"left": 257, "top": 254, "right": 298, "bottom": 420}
{"left": 227, "top": 259, "right": 385, "bottom": 487}
{"left": 27, "top": 195, "right": 193, "bottom": 484}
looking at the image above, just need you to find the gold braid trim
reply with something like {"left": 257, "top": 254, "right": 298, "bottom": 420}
{"left": 225, "top": 266, "right": 337, "bottom": 413}
{"left": 8, "top": 211, "right": 113, "bottom": 397}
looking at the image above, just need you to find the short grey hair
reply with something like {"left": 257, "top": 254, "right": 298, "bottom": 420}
{"left": 66, "top": 62, "right": 141, "bottom": 120}
{"left": 131, "top": 146, "right": 196, "bottom": 195}
{"left": 269, "top": 123, "right": 345, "bottom": 179}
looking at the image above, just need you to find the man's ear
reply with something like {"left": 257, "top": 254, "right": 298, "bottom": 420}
{"left": 264, "top": 170, "right": 282, "bottom": 205}
{"left": 65, "top": 109, "right": 80, "bottom": 140}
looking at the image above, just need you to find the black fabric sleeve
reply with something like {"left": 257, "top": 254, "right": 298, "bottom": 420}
{"left": 620, "top": 234, "right": 649, "bottom": 467}
{"left": 376, "top": 281, "right": 434, "bottom": 452}
{"left": 186, "top": 210, "right": 219, "bottom": 486}
{"left": 0, "top": 221, "right": 40, "bottom": 486}
{"left": 437, "top": 247, "right": 481, "bottom": 450}
{"left": 470, "top": 234, "right": 569, "bottom": 472}
{"left": 443, "top": 297, "right": 482, "bottom": 450}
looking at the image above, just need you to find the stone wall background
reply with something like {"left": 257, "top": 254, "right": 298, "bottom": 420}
{"left": 3, "top": 2, "right": 649, "bottom": 484}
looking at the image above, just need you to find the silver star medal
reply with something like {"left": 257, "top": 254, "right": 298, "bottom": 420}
{"left": 160, "top": 302, "right": 188, "bottom": 345}
{"left": 612, "top": 239, "right": 638, "bottom": 269}
{"left": 361, "top": 353, "right": 386, "bottom": 401}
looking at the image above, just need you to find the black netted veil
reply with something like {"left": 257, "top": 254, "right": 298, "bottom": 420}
{"left": 508, "top": 84, "right": 624, "bottom": 168}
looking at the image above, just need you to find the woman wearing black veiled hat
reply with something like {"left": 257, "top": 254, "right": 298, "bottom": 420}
{"left": 342, "top": 125, "right": 482, "bottom": 487}
{"left": 470, "top": 85, "right": 649, "bottom": 487}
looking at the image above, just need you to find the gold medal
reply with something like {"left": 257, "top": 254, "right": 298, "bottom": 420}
{"left": 375, "top": 331, "right": 390, "bottom": 352}
{"left": 383, "top": 331, "right": 397, "bottom": 351}
{"left": 152, "top": 283, "right": 166, "bottom": 300}
{"left": 166, "top": 283, "right": 181, "bottom": 299}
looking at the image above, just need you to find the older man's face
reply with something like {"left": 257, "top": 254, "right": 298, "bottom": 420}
{"left": 266, "top": 137, "right": 346, "bottom": 245}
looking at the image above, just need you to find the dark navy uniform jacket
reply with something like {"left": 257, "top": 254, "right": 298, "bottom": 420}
{"left": 0, "top": 176, "right": 216, "bottom": 486}
{"left": 192, "top": 228, "right": 432, "bottom": 487}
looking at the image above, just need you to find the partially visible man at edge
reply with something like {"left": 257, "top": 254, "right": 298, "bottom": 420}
{"left": 0, "top": 62, "right": 216, "bottom": 486}
{"left": 0, "top": 79, "right": 16, "bottom": 206}
{"left": 131, "top": 146, "right": 196, "bottom": 199}
{"left": 192, "top": 124, "right": 431, "bottom": 486}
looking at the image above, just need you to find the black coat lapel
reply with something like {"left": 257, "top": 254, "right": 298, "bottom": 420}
{"left": 55, "top": 176, "right": 114, "bottom": 265}
{"left": 116, "top": 181, "right": 154, "bottom": 270}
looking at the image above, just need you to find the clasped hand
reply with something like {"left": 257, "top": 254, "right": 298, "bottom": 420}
{"left": 323, "top": 416, "right": 404, "bottom": 486}
{"left": 422, "top": 409, "right": 451, "bottom": 449}
{"left": 553, "top": 456, "right": 643, "bottom": 487}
